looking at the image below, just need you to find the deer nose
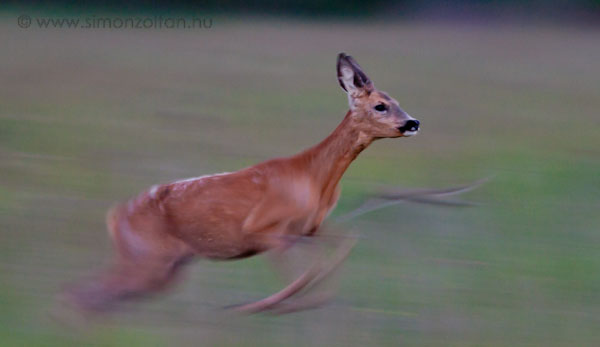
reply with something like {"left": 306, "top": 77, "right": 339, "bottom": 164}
{"left": 399, "top": 119, "right": 420, "bottom": 133}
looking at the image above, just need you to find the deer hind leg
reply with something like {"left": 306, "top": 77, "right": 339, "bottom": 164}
{"left": 64, "top": 204, "right": 193, "bottom": 313}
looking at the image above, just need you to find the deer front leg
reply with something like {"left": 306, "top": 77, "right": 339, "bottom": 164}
{"left": 268, "top": 228, "right": 357, "bottom": 314}
{"left": 233, "top": 226, "right": 357, "bottom": 314}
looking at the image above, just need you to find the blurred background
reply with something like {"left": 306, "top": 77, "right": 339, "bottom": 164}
{"left": 1, "top": 1, "right": 599, "bottom": 345}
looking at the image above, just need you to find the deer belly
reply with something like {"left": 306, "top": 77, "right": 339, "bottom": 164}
{"left": 170, "top": 218, "right": 256, "bottom": 259}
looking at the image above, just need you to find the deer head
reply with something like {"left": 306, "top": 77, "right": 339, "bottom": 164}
{"left": 337, "top": 53, "right": 420, "bottom": 138}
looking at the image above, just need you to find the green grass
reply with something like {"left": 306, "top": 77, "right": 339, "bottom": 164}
{"left": 0, "top": 18, "right": 599, "bottom": 345}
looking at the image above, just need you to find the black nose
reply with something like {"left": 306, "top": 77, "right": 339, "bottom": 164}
{"left": 399, "top": 119, "right": 420, "bottom": 133}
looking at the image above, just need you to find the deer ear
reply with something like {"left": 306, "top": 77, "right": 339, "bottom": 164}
{"left": 337, "top": 53, "right": 374, "bottom": 99}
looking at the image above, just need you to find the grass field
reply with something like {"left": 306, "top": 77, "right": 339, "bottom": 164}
{"left": 1, "top": 17, "right": 600, "bottom": 346}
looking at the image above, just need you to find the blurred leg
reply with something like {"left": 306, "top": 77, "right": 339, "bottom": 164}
{"left": 269, "top": 231, "right": 357, "bottom": 314}
{"left": 233, "top": 226, "right": 356, "bottom": 314}
{"left": 64, "top": 254, "right": 191, "bottom": 313}
{"left": 63, "top": 206, "right": 193, "bottom": 313}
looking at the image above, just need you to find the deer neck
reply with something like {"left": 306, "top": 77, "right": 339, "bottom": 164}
{"left": 301, "top": 111, "right": 373, "bottom": 196}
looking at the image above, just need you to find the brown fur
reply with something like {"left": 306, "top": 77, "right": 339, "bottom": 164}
{"left": 65, "top": 53, "right": 419, "bottom": 312}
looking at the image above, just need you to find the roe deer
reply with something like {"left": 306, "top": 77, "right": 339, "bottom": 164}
{"left": 65, "top": 53, "right": 420, "bottom": 314}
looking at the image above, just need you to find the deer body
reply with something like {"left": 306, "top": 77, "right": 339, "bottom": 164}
{"left": 67, "top": 53, "right": 419, "bottom": 313}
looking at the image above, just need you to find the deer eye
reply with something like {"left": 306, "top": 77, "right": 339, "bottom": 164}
{"left": 374, "top": 103, "right": 387, "bottom": 112}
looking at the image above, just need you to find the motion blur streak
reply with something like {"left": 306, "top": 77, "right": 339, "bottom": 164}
{"left": 1, "top": 5, "right": 599, "bottom": 346}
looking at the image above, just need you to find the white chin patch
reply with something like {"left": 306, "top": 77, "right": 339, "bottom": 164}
{"left": 403, "top": 130, "right": 418, "bottom": 137}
